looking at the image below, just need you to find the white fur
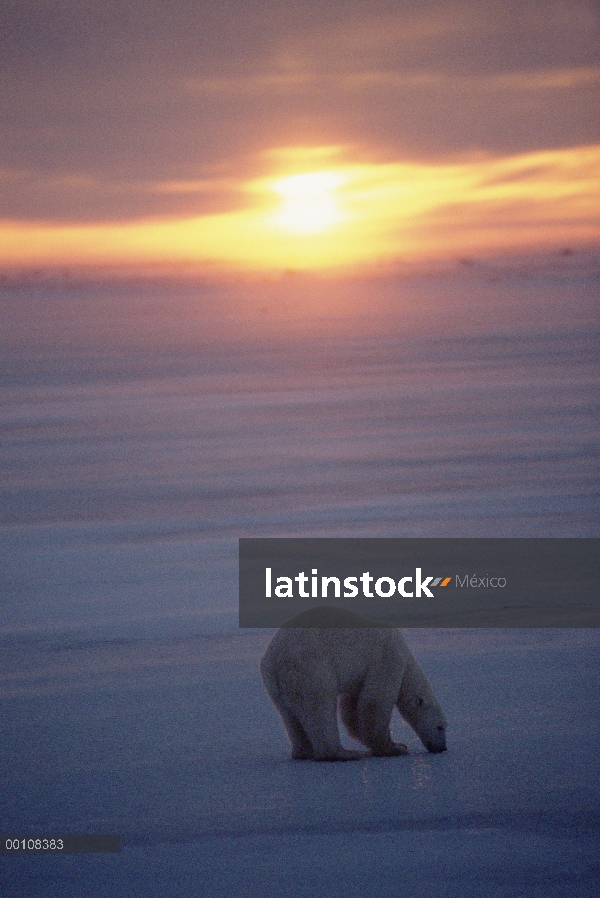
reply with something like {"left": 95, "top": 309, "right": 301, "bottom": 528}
{"left": 260, "top": 607, "right": 447, "bottom": 761}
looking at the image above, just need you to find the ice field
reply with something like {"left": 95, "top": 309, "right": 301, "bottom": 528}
{"left": 1, "top": 256, "right": 599, "bottom": 895}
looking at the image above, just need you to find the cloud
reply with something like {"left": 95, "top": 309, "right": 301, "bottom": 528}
{"left": 181, "top": 73, "right": 315, "bottom": 97}
{"left": 1, "top": 144, "right": 598, "bottom": 271}
{"left": 0, "top": 167, "right": 244, "bottom": 224}
{"left": 1, "top": 0, "right": 599, "bottom": 224}
{"left": 180, "top": 65, "right": 600, "bottom": 99}
{"left": 271, "top": 0, "right": 599, "bottom": 76}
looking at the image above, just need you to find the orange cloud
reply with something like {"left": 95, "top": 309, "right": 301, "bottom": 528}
{"left": 1, "top": 144, "right": 598, "bottom": 272}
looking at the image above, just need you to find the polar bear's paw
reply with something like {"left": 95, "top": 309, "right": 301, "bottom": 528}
{"left": 370, "top": 741, "right": 409, "bottom": 757}
{"left": 292, "top": 747, "right": 367, "bottom": 762}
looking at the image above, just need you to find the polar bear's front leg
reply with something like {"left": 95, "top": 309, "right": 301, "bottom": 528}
{"left": 339, "top": 687, "right": 408, "bottom": 757}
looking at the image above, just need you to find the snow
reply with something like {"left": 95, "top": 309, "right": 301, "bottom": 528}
{"left": 2, "top": 629, "right": 599, "bottom": 897}
{"left": 1, "top": 257, "right": 599, "bottom": 895}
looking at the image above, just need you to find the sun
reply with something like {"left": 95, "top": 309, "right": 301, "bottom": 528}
{"left": 270, "top": 171, "right": 346, "bottom": 234}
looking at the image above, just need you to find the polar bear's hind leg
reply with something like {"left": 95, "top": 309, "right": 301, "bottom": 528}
{"left": 275, "top": 704, "right": 318, "bottom": 760}
{"left": 263, "top": 666, "right": 365, "bottom": 761}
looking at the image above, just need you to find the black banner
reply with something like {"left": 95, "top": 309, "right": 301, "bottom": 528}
{"left": 239, "top": 538, "right": 599, "bottom": 627}
{"left": 1, "top": 835, "right": 120, "bottom": 854}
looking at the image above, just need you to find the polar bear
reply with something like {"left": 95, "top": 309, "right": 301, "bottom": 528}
{"left": 260, "top": 606, "right": 447, "bottom": 761}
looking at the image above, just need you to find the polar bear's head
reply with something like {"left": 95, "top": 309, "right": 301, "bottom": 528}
{"left": 397, "top": 658, "right": 447, "bottom": 753}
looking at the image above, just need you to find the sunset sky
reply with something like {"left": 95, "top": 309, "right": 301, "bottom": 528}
{"left": 2, "top": 0, "right": 599, "bottom": 272}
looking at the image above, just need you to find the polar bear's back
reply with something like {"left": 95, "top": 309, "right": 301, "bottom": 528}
{"left": 280, "top": 607, "right": 386, "bottom": 629}
{"left": 260, "top": 606, "right": 409, "bottom": 696}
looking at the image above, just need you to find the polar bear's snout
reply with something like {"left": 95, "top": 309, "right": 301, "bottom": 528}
{"left": 413, "top": 713, "right": 447, "bottom": 752}
{"left": 424, "top": 724, "right": 447, "bottom": 753}
{"left": 397, "top": 690, "right": 448, "bottom": 754}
